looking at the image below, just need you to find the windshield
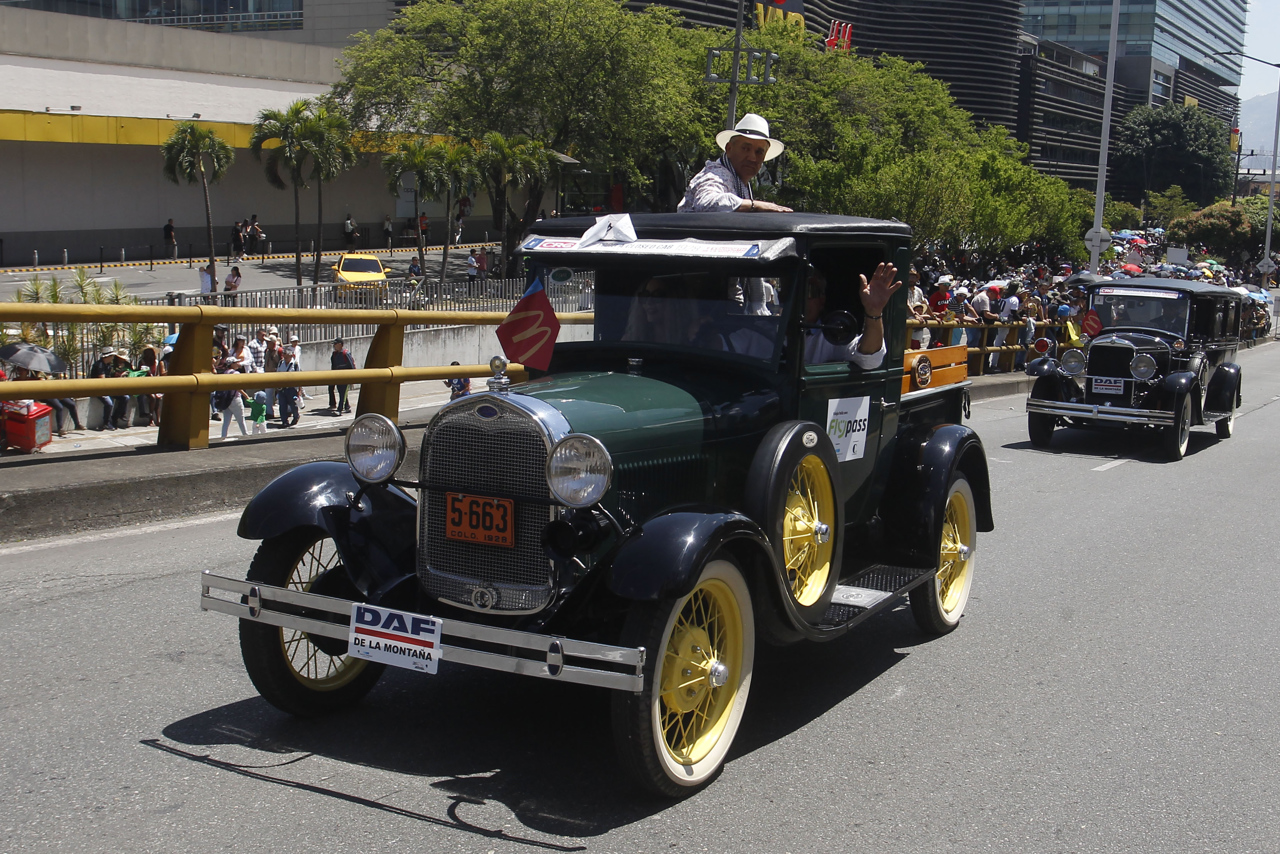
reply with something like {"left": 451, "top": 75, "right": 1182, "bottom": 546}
{"left": 537, "top": 263, "right": 792, "bottom": 363}
{"left": 1090, "top": 287, "right": 1188, "bottom": 335}
{"left": 341, "top": 258, "right": 383, "bottom": 273}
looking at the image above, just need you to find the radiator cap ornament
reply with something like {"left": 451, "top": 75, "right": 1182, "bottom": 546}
{"left": 488, "top": 356, "right": 511, "bottom": 394}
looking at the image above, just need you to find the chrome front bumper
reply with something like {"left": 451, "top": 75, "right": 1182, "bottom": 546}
{"left": 1025, "top": 398, "right": 1175, "bottom": 426}
{"left": 200, "top": 571, "right": 645, "bottom": 692}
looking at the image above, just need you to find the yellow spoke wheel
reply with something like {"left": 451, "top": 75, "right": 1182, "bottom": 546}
{"left": 781, "top": 454, "right": 836, "bottom": 608}
{"left": 240, "top": 530, "right": 385, "bottom": 716}
{"left": 277, "top": 536, "right": 368, "bottom": 692}
{"left": 612, "top": 556, "right": 755, "bottom": 798}
{"left": 910, "top": 475, "right": 977, "bottom": 635}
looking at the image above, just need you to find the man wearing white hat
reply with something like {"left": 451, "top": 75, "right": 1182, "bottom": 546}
{"left": 678, "top": 113, "right": 794, "bottom": 214}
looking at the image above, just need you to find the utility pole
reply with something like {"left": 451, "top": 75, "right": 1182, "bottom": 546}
{"left": 705, "top": 0, "right": 779, "bottom": 129}
{"left": 1087, "top": 0, "right": 1122, "bottom": 273}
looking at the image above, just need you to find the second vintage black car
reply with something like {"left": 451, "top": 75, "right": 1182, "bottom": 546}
{"left": 1025, "top": 278, "right": 1243, "bottom": 460}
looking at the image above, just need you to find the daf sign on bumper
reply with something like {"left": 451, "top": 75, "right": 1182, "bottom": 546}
{"left": 200, "top": 571, "right": 645, "bottom": 692}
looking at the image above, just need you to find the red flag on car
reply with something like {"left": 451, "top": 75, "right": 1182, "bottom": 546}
{"left": 496, "top": 277, "right": 560, "bottom": 371}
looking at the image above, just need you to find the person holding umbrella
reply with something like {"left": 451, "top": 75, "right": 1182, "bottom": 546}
{"left": 89, "top": 346, "right": 130, "bottom": 430}
{"left": 0, "top": 342, "right": 82, "bottom": 436}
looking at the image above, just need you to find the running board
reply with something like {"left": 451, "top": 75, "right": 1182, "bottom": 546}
{"left": 816, "top": 565, "right": 935, "bottom": 633}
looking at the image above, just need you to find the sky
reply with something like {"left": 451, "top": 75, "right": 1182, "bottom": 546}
{"left": 1238, "top": 0, "right": 1280, "bottom": 101}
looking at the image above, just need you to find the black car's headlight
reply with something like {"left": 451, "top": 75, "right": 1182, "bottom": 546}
{"left": 546, "top": 434, "right": 613, "bottom": 508}
{"left": 345, "top": 413, "right": 405, "bottom": 484}
{"left": 1061, "top": 349, "right": 1085, "bottom": 376}
{"left": 1130, "top": 353, "right": 1158, "bottom": 381}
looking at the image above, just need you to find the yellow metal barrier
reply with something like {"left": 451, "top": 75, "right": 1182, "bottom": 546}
{"left": 0, "top": 304, "right": 594, "bottom": 449}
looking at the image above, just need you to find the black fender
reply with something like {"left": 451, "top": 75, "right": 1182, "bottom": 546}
{"left": 1162, "top": 371, "right": 1197, "bottom": 397}
{"left": 1025, "top": 357, "right": 1060, "bottom": 379}
{"left": 237, "top": 461, "right": 418, "bottom": 602}
{"left": 1161, "top": 371, "right": 1200, "bottom": 423}
{"left": 877, "top": 423, "right": 995, "bottom": 570}
{"left": 1204, "top": 363, "right": 1241, "bottom": 412}
{"left": 1029, "top": 372, "right": 1066, "bottom": 405}
{"left": 605, "top": 509, "right": 775, "bottom": 603}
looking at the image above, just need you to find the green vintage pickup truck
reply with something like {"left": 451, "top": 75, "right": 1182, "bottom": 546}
{"left": 202, "top": 212, "right": 993, "bottom": 798}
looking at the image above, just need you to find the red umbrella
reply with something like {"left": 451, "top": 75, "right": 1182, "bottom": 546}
{"left": 1121, "top": 263, "right": 1143, "bottom": 274}
{"left": 1129, "top": 237, "right": 1148, "bottom": 246}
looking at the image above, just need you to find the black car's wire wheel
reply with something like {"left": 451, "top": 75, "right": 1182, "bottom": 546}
{"left": 239, "top": 529, "right": 385, "bottom": 716}
{"left": 1163, "top": 393, "right": 1193, "bottom": 461}
{"left": 612, "top": 555, "right": 755, "bottom": 798}
{"left": 910, "top": 474, "right": 977, "bottom": 635}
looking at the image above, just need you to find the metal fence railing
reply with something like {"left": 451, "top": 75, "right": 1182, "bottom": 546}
{"left": 0, "top": 303, "right": 593, "bottom": 450}
{"left": 137, "top": 275, "right": 596, "bottom": 349}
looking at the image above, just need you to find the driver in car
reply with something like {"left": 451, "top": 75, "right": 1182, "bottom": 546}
{"left": 727, "top": 263, "right": 900, "bottom": 367}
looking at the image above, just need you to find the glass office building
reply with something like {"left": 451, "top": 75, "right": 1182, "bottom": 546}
{"left": 1022, "top": 0, "right": 1246, "bottom": 122}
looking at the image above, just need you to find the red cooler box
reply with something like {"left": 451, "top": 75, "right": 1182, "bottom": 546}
{"left": 1, "top": 401, "right": 53, "bottom": 452}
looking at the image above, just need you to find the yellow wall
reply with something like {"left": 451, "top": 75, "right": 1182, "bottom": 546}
{"left": 0, "top": 111, "right": 256, "bottom": 148}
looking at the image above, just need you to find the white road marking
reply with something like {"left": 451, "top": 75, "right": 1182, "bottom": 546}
{"left": 0, "top": 511, "right": 242, "bottom": 557}
{"left": 988, "top": 458, "right": 1012, "bottom": 464}
{"left": 1092, "top": 459, "right": 1130, "bottom": 472}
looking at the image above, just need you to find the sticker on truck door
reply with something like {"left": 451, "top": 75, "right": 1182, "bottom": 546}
{"left": 826, "top": 397, "right": 871, "bottom": 461}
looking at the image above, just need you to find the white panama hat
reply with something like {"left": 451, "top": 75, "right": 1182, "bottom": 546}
{"left": 715, "top": 113, "right": 785, "bottom": 161}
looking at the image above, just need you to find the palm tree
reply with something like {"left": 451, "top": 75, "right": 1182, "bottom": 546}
{"left": 420, "top": 138, "right": 480, "bottom": 286}
{"left": 474, "top": 132, "right": 556, "bottom": 278}
{"left": 382, "top": 138, "right": 437, "bottom": 276}
{"left": 250, "top": 100, "right": 313, "bottom": 287}
{"left": 302, "top": 104, "right": 357, "bottom": 284}
{"left": 161, "top": 121, "right": 234, "bottom": 287}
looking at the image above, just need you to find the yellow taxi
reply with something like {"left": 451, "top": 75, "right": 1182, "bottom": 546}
{"left": 331, "top": 254, "right": 388, "bottom": 289}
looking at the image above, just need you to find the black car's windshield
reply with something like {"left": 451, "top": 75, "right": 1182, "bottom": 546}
{"left": 541, "top": 264, "right": 792, "bottom": 363}
{"left": 1090, "top": 287, "right": 1189, "bottom": 335}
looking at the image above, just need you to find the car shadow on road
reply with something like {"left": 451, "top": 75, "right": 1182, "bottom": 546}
{"left": 1005, "top": 424, "right": 1219, "bottom": 462}
{"left": 154, "top": 608, "right": 927, "bottom": 839}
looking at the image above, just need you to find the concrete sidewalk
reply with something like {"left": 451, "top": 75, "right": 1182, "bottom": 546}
{"left": 0, "top": 370, "right": 1043, "bottom": 544}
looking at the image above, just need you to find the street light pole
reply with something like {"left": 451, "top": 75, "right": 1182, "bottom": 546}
{"left": 1088, "top": 0, "right": 1123, "bottom": 273}
{"left": 1217, "top": 52, "right": 1280, "bottom": 282}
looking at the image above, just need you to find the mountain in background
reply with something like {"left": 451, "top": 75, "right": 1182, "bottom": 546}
{"left": 1239, "top": 90, "right": 1278, "bottom": 171}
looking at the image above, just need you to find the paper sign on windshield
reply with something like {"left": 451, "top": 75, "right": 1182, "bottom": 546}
{"left": 826, "top": 397, "right": 871, "bottom": 461}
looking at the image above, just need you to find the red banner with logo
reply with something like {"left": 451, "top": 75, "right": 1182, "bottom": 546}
{"left": 496, "top": 278, "right": 561, "bottom": 371}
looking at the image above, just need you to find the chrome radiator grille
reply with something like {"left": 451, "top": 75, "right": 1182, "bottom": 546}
{"left": 418, "top": 400, "right": 555, "bottom": 613}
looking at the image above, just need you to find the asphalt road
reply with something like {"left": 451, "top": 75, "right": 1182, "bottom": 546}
{"left": 3, "top": 345, "right": 1279, "bottom": 853}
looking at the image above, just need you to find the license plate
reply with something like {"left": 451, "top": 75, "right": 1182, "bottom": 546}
{"left": 446, "top": 492, "right": 515, "bottom": 548}
{"left": 349, "top": 604, "right": 440, "bottom": 674}
{"left": 1092, "top": 377, "right": 1125, "bottom": 395}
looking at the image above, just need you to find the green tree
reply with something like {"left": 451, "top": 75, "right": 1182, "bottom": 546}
{"left": 1103, "top": 196, "right": 1142, "bottom": 231}
{"left": 302, "top": 102, "right": 358, "bottom": 284}
{"left": 1167, "top": 201, "right": 1252, "bottom": 257}
{"left": 1112, "top": 105, "right": 1234, "bottom": 206}
{"left": 473, "top": 132, "right": 556, "bottom": 276}
{"left": 382, "top": 137, "right": 436, "bottom": 273}
{"left": 419, "top": 138, "right": 480, "bottom": 285}
{"left": 335, "top": 0, "right": 698, "bottom": 233}
{"left": 161, "top": 121, "right": 234, "bottom": 286}
{"left": 1145, "top": 185, "right": 1197, "bottom": 228}
{"left": 250, "top": 100, "right": 314, "bottom": 287}
{"left": 1239, "top": 193, "right": 1280, "bottom": 253}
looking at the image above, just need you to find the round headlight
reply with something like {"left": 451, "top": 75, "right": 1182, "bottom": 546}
{"left": 1060, "top": 349, "right": 1086, "bottom": 376}
{"left": 345, "top": 413, "right": 405, "bottom": 484}
{"left": 546, "top": 434, "right": 613, "bottom": 508}
{"left": 1130, "top": 353, "right": 1157, "bottom": 381}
